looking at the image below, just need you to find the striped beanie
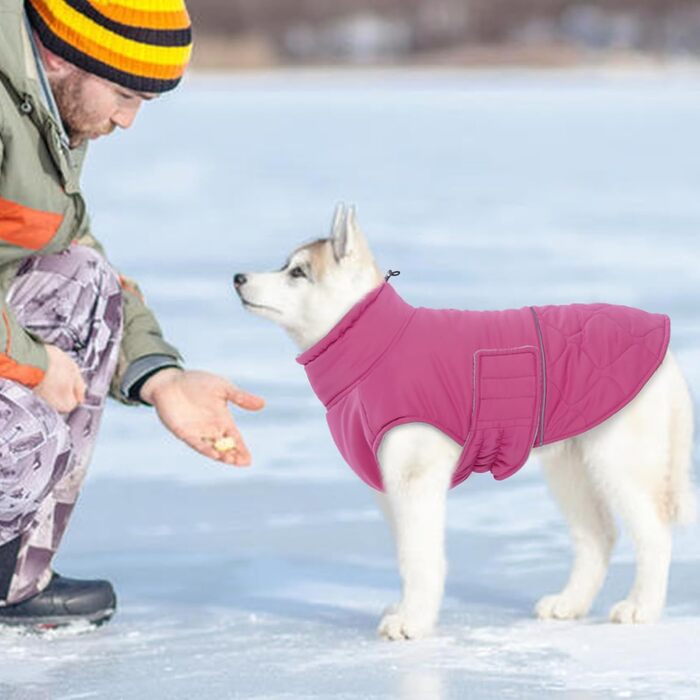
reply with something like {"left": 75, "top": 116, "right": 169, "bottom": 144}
{"left": 25, "top": 0, "right": 192, "bottom": 93}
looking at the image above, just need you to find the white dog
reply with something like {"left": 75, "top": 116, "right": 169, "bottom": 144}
{"left": 234, "top": 204, "right": 696, "bottom": 640}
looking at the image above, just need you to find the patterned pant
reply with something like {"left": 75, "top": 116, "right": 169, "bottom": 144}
{"left": 0, "top": 245, "right": 122, "bottom": 605}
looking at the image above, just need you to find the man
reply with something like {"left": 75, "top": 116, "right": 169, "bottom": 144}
{"left": 0, "top": 0, "right": 265, "bottom": 628}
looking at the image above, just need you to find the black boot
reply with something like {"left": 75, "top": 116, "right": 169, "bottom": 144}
{"left": 0, "top": 572, "right": 116, "bottom": 629}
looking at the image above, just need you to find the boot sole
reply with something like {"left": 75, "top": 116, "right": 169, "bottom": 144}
{"left": 0, "top": 606, "right": 115, "bottom": 630}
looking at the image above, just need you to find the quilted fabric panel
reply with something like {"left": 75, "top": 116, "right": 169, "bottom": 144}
{"left": 532, "top": 303, "right": 670, "bottom": 445}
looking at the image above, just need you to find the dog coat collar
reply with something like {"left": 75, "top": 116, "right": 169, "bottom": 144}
{"left": 296, "top": 281, "right": 414, "bottom": 408}
{"left": 298, "top": 283, "right": 670, "bottom": 492}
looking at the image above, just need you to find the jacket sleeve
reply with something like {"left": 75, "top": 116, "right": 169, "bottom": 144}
{"left": 73, "top": 228, "right": 184, "bottom": 405}
{"left": 0, "top": 127, "right": 49, "bottom": 387}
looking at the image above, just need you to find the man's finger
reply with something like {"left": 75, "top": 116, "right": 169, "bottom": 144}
{"left": 216, "top": 430, "right": 252, "bottom": 465}
{"left": 233, "top": 451, "right": 252, "bottom": 467}
{"left": 199, "top": 441, "right": 249, "bottom": 467}
{"left": 194, "top": 434, "right": 251, "bottom": 468}
{"left": 231, "top": 440, "right": 251, "bottom": 465}
{"left": 220, "top": 449, "right": 243, "bottom": 466}
{"left": 74, "top": 380, "right": 86, "bottom": 405}
{"left": 226, "top": 385, "right": 265, "bottom": 411}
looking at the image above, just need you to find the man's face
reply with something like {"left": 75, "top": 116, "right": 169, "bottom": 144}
{"left": 48, "top": 67, "right": 155, "bottom": 148}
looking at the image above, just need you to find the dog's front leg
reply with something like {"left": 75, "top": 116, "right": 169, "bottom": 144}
{"left": 376, "top": 424, "right": 458, "bottom": 641}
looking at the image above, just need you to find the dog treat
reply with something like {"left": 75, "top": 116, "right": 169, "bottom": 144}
{"left": 213, "top": 436, "right": 237, "bottom": 453}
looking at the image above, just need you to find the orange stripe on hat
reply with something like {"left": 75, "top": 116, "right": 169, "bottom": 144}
{"left": 96, "top": 4, "right": 190, "bottom": 31}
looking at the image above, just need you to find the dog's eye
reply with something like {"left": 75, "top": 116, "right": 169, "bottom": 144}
{"left": 289, "top": 266, "right": 307, "bottom": 279}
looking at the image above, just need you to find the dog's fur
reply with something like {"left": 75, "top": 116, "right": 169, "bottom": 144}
{"left": 234, "top": 205, "right": 696, "bottom": 640}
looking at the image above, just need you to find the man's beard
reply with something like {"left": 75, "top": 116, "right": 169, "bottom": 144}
{"left": 48, "top": 72, "right": 115, "bottom": 148}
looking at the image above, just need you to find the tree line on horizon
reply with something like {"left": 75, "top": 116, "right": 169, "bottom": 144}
{"left": 188, "top": 0, "right": 700, "bottom": 60}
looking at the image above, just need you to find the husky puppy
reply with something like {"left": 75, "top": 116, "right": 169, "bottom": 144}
{"left": 234, "top": 204, "right": 696, "bottom": 640}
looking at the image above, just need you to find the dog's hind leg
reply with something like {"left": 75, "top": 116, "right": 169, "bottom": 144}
{"left": 584, "top": 436, "right": 672, "bottom": 624}
{"left": 576, "top": 354, "right": 687, "bottom": 623}
{"left": 534, "top": 439, "right": 617, "bottom": 620}
{"left": 376, "top": 423, "right": 460, "bottom": 640}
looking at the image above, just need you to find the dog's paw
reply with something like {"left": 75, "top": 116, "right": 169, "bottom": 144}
{"left": 609, "top": 599, "right": 661, "bottom": 624}
{"left": 535, "top": 593, "right": 589, "bottom": 621}
{"left": 377, "top": 604, "right": 435, "bottom": 641}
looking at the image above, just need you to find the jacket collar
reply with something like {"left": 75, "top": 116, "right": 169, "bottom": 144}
{"left": 0, "top": 1, "right": 86, "bottom": 189}
{"left": 0, "top": 2, "right": 48, "bottom": 123}
{"left": 297, "top": 281, "right": 415, "bottom": 408}
{"left": 24, "top": 12, "right": 70, "bottom": 150}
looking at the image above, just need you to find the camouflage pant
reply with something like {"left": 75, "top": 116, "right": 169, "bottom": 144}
{"left": 0, "top": 245, "right": 122, "bottom": 605}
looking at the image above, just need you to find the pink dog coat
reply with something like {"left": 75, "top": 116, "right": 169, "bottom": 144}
{"left": 297, "top": 282, "right": 670, "bottom": 491}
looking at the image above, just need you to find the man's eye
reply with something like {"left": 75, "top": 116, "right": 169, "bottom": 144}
{"left": 289, "top": 266, "right": 307, "bottom": 279}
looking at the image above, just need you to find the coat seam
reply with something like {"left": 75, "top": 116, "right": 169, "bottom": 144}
{"left": 529, "top": 306, "right": 547, "bottom": 446}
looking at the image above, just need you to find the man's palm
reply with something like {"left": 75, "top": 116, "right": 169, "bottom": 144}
{"left": 148, "top": 370, "right": 265, "bottom": 466}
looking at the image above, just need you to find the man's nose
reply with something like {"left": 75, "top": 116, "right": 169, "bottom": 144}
{"left": 233, "top": 273, "right": 247, "bottom": 288}
{"left": 112, "top": 106, "right": 139, "bottom": 130}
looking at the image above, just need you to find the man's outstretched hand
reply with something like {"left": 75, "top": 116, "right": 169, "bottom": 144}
{"left": 140, "top": 368, "right": 265, "bottom": 466}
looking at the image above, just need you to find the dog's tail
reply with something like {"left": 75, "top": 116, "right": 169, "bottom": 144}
{"left": 665, "top": 353, "right": 697, "bottom": 526}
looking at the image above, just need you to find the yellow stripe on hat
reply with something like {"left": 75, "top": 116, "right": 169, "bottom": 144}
{"left": 32, "top": 0, "right": 191, "bottom": 71}
{"left": 94, "top": 0, "right": 187, "bottom": 11}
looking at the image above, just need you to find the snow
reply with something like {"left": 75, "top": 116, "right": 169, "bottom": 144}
{"left": 1, "top": 69, "right": 699, "bottom": 698}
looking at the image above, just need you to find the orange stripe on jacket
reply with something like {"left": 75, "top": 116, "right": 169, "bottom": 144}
{"left": 0, "top": 355, "right": 45, "bottom": 386}
{"left": 0, "top": 310, "right": 45, "bottom": 386}
{"left": 2, "top": 310, "right": 10, "bottom": 354}
{"left": 0, "top": 197, "right": 63, "bottom": 250}
{"left": 119, "top": 275, "right": 144, "bottom": 302}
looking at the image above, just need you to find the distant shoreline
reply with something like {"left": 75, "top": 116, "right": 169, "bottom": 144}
{"left": 190, "top": 36, "right": 700, "bottom": 73}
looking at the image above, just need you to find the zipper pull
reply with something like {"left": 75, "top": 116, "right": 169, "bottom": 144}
{"left": 19, "top": 94, "right": 33, "bottom": 115}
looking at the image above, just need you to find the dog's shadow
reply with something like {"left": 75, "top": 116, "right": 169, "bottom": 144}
{"left": 122, "top": 550, "right": 554, "bottom": 633}
{"left": 116, "top": 554, "right": 391, "bottom": 632}
{"left": 70, "top": 478, "right": 700, "bottom": 632}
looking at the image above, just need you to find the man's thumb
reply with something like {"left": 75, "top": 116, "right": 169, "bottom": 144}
{"left": 227, "top": 385, "right": 265, "bottom": 411}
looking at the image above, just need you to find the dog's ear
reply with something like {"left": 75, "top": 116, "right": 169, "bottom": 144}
{"left": 330, "top": 203, "right": 348, "bottom": 261}
{"left": 330, "top": 202, "right": 363, "bottom": 262}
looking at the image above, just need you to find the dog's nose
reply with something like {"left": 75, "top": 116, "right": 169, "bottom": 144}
{"left": 233, "top": 273, "right": 247, "bottom": 288}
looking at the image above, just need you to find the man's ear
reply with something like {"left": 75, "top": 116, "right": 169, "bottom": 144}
{"left": 36, "top": 40, "right": 74, "bottom": 78}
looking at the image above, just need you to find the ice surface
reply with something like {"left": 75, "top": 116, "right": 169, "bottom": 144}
{"left": 1, "top": 69, "right": 698, "bottom": 699}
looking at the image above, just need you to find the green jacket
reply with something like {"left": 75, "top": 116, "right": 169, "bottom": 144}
{"left": 0, "top": 0, "right": 182, "bottom": 403}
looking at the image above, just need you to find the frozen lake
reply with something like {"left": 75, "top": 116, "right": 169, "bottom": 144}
{"left": 1, "top": 69, "right": 698, "bottom": 699}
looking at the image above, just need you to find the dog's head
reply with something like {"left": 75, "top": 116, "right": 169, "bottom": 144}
{"left": 234, "top": 204, "right": 383, "bottom": 351}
